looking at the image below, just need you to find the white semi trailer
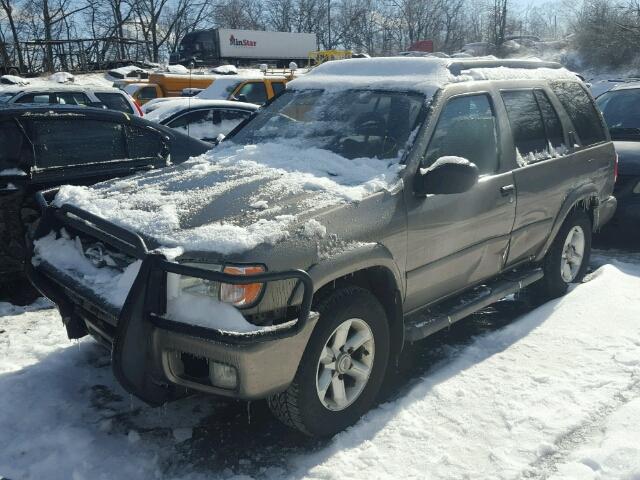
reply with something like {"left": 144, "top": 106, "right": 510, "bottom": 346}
{"left": 170, "top": 29, "right": 317, "bottom": 68}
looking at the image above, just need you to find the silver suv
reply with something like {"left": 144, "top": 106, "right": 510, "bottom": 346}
{"left": 29, "top": 58, "right": 617, "bottom": 437}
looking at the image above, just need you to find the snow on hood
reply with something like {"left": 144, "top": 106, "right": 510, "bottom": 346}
{"left": 48, "top": 72, "right": 75, "bottom": 84}
{"left": 52, "top": 141, "right": 404, "bottom": 256}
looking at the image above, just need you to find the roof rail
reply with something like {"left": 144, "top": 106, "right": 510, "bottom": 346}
{"left": 447, "top": 59, "right": 564, "bottom": 76}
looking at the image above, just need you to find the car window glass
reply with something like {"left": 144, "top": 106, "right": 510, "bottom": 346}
{"left": 56, "top": 92, "right": 90, "bottom": 105}
{"left": 501, "top": 90, "right": 549, "bottom": 162}
{"left": 0, "top": 119, "right": 27, "bottom": 170}
{"left": 31, "top": 119, "right": 127, "bottom": 168}
{"left": 551, "top": 81, "right": 606, "bottom": 146}
{"left": 126, "top": 125, "right": 164, "bottom": 158}
{"left": 237, "top": 82, "right": 267, "bottom": 104}
{"left": 167, "top": 109, "right": 210, "bottom": 129}
{"left": 16, "top": 93, "right": 50, "bottom": 104}
{"left": 214, "top": 110, "right": 251, "bottom": 137}
{"left": 95, "top": 92, "right": 134, "bottom": 113}
{"left": 272, "top": 82, "right": 286, "bottom": 96}
{"left": 596, "top": 89, "right": 640, "bottom": 140}
{"left": 423, "top": 94, "right": 499, "bottom": 175}
{"left": 138, "top": 87, "right": 158, "bottom": 101}
{"left": 534, "top": 90, "right": 565, "bottom": 149}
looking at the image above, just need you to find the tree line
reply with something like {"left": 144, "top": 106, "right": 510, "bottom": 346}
{"left": 0, "top": 0, "right": 638, "bottom": 72}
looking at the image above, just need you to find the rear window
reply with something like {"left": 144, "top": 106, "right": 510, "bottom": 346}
{"left": 551, "top": 81, "right": 606, "bottom": 147}
{"left": 31, "top": 119, "right": 127, "bottom": 168}
{"left": 95, "top": 92, "right": 134, "bottom": 113}
{"left": 16, "top": 93, "right": 50, "bottom": 104}
{"left": 55, "top": 92, "right": 90, "bottom": 105}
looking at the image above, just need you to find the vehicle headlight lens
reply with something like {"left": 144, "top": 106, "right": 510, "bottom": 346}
{"left": 166, "top": 264, "right": 265, "bottom": 308}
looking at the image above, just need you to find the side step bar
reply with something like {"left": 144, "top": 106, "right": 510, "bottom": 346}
{"left": 404, "top": 267, "right": 543, "bottom": 342}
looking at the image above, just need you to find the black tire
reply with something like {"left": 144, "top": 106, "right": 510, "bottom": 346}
{"left": 532, "top": 209, "right": 592, "bottom": 301}
{"left": 268, "top": 286, "right": 390, "bottom": 437}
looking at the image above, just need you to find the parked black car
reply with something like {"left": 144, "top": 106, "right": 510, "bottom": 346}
{"left": 0, "top": 104, "right": 211, "bottom": 285}
{"left": 596, "top": 84, "right": 640, "bottom": 239}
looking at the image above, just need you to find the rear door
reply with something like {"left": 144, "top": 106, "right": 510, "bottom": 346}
{"left": 404, "top": 91, "right": 517, "bottom": 311}
{"left": 503, "top": 83, "right": 610, "bottom": 266}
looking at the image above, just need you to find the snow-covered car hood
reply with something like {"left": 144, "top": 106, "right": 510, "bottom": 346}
{"left": 51, "top": 142, "right": 404, "bottom": 257}
{"left": 614, "top": 141, "right": 640, "bottom": 176}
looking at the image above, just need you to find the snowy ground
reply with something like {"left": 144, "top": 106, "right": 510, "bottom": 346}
{"left": 1, "top": 250, "right": 640, "bottom": 480}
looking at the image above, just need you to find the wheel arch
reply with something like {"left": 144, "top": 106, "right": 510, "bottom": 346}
{"left": 535, "top": 184, "right": 598, "bottom": 262}
{"left": 306, "top": 246, "right": 405, "bottom": 361}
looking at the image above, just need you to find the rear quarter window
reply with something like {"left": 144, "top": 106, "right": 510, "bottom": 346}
{"left": 550, "top": 81, "right": 607, "bottom": 147}
{"left": 126, "top": 125, "right": 165, "bottom": 158}
{"left": 95, "top": 92, "right": 134, "bottom": 114}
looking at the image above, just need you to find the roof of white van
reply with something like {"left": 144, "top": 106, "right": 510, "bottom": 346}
{"left": 288, "top": 57, "right": 579, "bottom": 95}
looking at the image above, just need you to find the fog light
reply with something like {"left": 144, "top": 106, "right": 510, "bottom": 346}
{"left": 209, "top": 361, "right": 238, "bottom": 390}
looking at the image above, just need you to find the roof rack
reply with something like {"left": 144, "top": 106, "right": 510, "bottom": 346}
{"left": 447, "top": 59, "right": 563, "bottom": 76}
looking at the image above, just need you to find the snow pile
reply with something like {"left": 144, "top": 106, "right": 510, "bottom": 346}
{"left": 164, "top": 64, "right": 189, "bottom": 74}
{"left": 48, "top": 72, "right": 75, "bottom": 84}
{"left": 302, "top": 219, "right": 327, "bottom": 238}
{"left": 32, "top": 230, "right": 141, "bottom": 308}
{"left": 211, "top": 65, "right": 238, "bottom": 75}
{"left": 51, "top": 141, "right": 405, "bottom": 256}
{"left": 0, "top": 74, "right": 30, "bottom": 85}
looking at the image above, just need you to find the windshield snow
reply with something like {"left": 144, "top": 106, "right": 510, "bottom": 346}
{"left": 597, "top": 88, "right": 640, "bottom": 140}
{"left": 231, "top": 89, "right": 425, "bottom": 160}
{"left": 197, "top": 78, "right": 245, "bottom": 100}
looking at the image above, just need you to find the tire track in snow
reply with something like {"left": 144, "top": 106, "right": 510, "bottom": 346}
{"left": 522, "top": 373, "right": 640, "bottom": 479}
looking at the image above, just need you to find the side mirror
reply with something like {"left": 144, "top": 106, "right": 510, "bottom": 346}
{"left": 414, "top": 156, "right": 479, "bottom": 196}
{"left": 236, "top": 94, "right": 248, "bottom": 103}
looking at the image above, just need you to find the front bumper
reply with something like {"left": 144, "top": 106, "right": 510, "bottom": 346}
{"left": 28, "top": 200, "right": 318, "bottom": 405}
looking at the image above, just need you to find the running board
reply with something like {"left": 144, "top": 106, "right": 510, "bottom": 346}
{"left": 404, "top": 267, "right": 543, "bottom": 342}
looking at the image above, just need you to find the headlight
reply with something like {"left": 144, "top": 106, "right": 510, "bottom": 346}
{"left": 167, "top": 263, "right": 265, "bottom": 308}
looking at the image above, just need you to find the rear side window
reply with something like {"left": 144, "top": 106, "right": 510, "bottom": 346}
{"left": 55, "top": 92, "right": 90, "bottom": 105}
{"left": 534, "top": 90, "right": 564, "bottom": 149}
{"left": 501, "top": 90, "right": 548, "bottom": 158}
{"left": 31, "top": 119, "right": 127, "bottom": 168}
{"left": 16, "top": 93, "right": 50, "bottom": 104}
{"left": 423, "top": 94, "right": 499, "bottom": 175}
{"left": 551, "top": 81, "right": 606, "bottom": 146}
{"left": 95, "top": 92, "right": 134, "bottom": 114}
{"left": 126, "top": 126, "right": 165, "bottom": 158}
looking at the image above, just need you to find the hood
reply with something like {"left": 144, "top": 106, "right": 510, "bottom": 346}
{"left": 52, "top": 142, "right": 404, "bottom": 257}
{"left": 614, "top": 141, "right": 640, "bottom": 176}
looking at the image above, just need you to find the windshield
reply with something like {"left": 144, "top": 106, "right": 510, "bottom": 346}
{"left": 596, "top": 88, "right": 640, "bottom": 140}
{"left": 230, "top": 89, "right": 425, "bottom": 160}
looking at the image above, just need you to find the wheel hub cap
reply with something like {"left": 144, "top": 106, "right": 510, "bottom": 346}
{"left": 560, "top": 225, "right": 585, "bottom": 283}
{"left": 316, "top": 318, "right": 375, "bottom": 411}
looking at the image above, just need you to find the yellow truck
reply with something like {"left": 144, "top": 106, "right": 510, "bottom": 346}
{"left": 120, "top": 73, "right": 218, "bottom": 105}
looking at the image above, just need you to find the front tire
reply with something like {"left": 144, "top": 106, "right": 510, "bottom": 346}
{"left": 268, "top": 286, "right": 390, "bottom": 437}
{"left": 532, "top": 209, "right": 592, "bottom": 300}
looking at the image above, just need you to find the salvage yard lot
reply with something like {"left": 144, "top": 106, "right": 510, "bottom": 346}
{"left": 1, "top": 250, "right": 640, "bottom": 480}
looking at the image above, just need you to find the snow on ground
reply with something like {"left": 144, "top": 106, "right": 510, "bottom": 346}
{"left": 1, "top": 253, "right": 640, "bottom": 479}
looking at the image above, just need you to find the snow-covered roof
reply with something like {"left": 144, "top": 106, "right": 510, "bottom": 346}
{"left": 610, "top": 81, "right": 640, "bottom": 91}
{"left": 287, "top": 57, "right": 579, "bottom": 95}
{"left": 145, "top": 98, "right": 258, "bottom": 123}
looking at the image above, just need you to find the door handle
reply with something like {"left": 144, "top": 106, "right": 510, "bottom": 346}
{"left": 500, "top": 184, "right": 515, "bottom": 196}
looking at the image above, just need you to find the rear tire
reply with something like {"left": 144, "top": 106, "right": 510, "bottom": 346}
{"left": 268, "top": 286, "right": 390, "bottom": 437}
{"left": 532, "top": 209, "right": 592, "bottom": 301}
